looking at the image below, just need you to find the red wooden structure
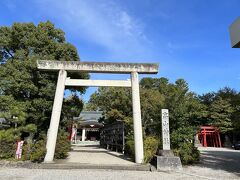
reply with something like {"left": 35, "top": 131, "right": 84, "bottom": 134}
{"left": 198, "top": 126, "right": 222, "bottom": 147}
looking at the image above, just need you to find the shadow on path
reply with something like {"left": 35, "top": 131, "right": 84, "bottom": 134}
{"left": 194, "top": 147, "right": 240, "bottom": 176}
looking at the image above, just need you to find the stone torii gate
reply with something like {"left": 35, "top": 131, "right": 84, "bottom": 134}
{"left": 37, "top": 60, "right": 159, "bottom": 164}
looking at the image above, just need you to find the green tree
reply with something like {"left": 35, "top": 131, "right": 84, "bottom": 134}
{"left": 85, "top": 87, "right": 132, "bottom": 116}
{"left": 216, "top": 87, "right": 240, "bottom": 133}
{"left": 209, "top": 97, "right": 234, "bottom": 133}
{"left": 140, "top": 88, "right": 164, "bottom": 136}
{"left": 140, "top": 78, "right": 201, "bottom": 164}
{"left": 0, "top": 21, "right": 88, "bottom": 142}
{"left": 61, "top": 93, "right": 84, "bottom": 128}
{"left": 199, "top": 87, "right": 239, "bottom": 135}
{"left": 87, "top": 77, "right": 202, "bottom": 163}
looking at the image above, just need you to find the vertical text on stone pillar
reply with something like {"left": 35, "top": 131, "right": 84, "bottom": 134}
{"left": 161, "top": 109, "right": 170, "bottom": 150}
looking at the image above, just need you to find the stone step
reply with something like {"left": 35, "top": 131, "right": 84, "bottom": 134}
{"left": 38, "top": 163, "right": 152, "bottom": 171}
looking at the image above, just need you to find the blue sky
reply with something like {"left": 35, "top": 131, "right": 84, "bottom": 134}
{"left": 0, "top": 0, "right": 240, "bottom": 101}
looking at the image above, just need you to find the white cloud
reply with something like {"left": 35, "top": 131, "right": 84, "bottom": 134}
{"left": 35, "top": 0, "right": 153, "bottom": 60}
{"left": 117, "top": 11, "right": 136, "bottom": 36}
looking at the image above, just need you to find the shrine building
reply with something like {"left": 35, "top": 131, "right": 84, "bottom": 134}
{"left": 74, "top": 111, "right": 104, "bottom": 142}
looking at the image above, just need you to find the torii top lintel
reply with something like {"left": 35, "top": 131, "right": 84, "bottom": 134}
{"left": 37, "top": 60, "right": 159, "bottom": 74}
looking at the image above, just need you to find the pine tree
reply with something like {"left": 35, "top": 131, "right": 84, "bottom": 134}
{"left": 0, "top": 21, "right": 88, "bottom": 137}
{"left": 209, "top": 97, "right": 234, "bottom": 133}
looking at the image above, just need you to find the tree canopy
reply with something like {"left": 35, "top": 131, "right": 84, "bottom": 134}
{"left": 86, "top": 78, "right": 204, "bottom": 138}
{"left": 86, "top": 77, "right": 240, "bottom": 163}
{"left": 0, "top": 21, "right": 88, "bottom": 138}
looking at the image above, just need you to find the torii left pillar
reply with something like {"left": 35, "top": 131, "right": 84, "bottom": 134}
{"left": 44, "top": 70, "right": 67, "bottom": 162}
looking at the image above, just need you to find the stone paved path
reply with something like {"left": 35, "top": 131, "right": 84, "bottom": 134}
{"left": 58, "top": 143, "right": 135, "bottom": 165}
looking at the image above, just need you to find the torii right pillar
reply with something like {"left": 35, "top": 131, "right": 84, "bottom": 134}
{"left": 131, "top": 71, "right": 144, "bottom": 164}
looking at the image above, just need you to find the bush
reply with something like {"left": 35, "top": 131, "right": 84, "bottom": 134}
{"left": 125, "top": 138, "right": 134, "bottom": 159}
{"left": 54, "top": 129, "right": 71, "bottom": 159}
{"left": 171, "top": 127, "right": 200, "bottom": 164}
{"left": 125, "top": 136, "right": 159, "bottom": 163}
{"left": 30, "top": 139, "right": 46, "bottom": 162}
{"left": 30, "top": 130, "right": 71, "bottom": 161}
{"left": 174, "top": 142, "right": 200, "bottom": 165}
{"left": 0, "top": 129, "right": 71, "bottom": 162}
{"left": 22, "top": 142, "right": 31, "bottom": 160}
{"left": 0, "top": 138, "right": 16, "bottom": 159}
{"left": 0, "top": 129, "right": 20, "bottom": 159}
{"left": 144, "top": 136, "right": 159, "bottom": 163}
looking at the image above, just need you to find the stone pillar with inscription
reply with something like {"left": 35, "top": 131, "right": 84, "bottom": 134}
{"left": 152, "top": 109, "right": 182, "bottom": 171}
{"left": 161, "top": 109, "right": 170, "bottom": 151}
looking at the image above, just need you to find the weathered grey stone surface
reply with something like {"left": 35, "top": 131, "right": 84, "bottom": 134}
{"left": 37, "top": 60, "right": 159, "bottom": 74}
{"left": 130, "top": 71, "right": 144, "bottom": 163}
{"left": 194, "top": 134, "right": 202, "bottom": 147}
{"left": 44, "top": 70, "right": 67, "bottom": 162}
{"left": 65, "top": 79, "right": 131, "bottom": 87}
{"left": 229, "top": 17, "right": 240, "bottom": 48}
{"left": 153, "top": 155, "right": 182, "bottom": 171}
{"left": 161, "top": 109, "right": 170, "bottom": 150}
{"left": 157, "top": 150, "right": 174, "bottom": 157}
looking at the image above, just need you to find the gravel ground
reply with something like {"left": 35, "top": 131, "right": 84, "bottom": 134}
{"left": 0, "top": 167, "right": 209, "bottom": 180}
{"left": 197, "top": 147, "right": 240, "bottom": 173}
{"left": 0, "top": 166, "right": 239, "bottom": 180}
{"left": 0, "top": 147, "right": 239, "bottom": 180}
